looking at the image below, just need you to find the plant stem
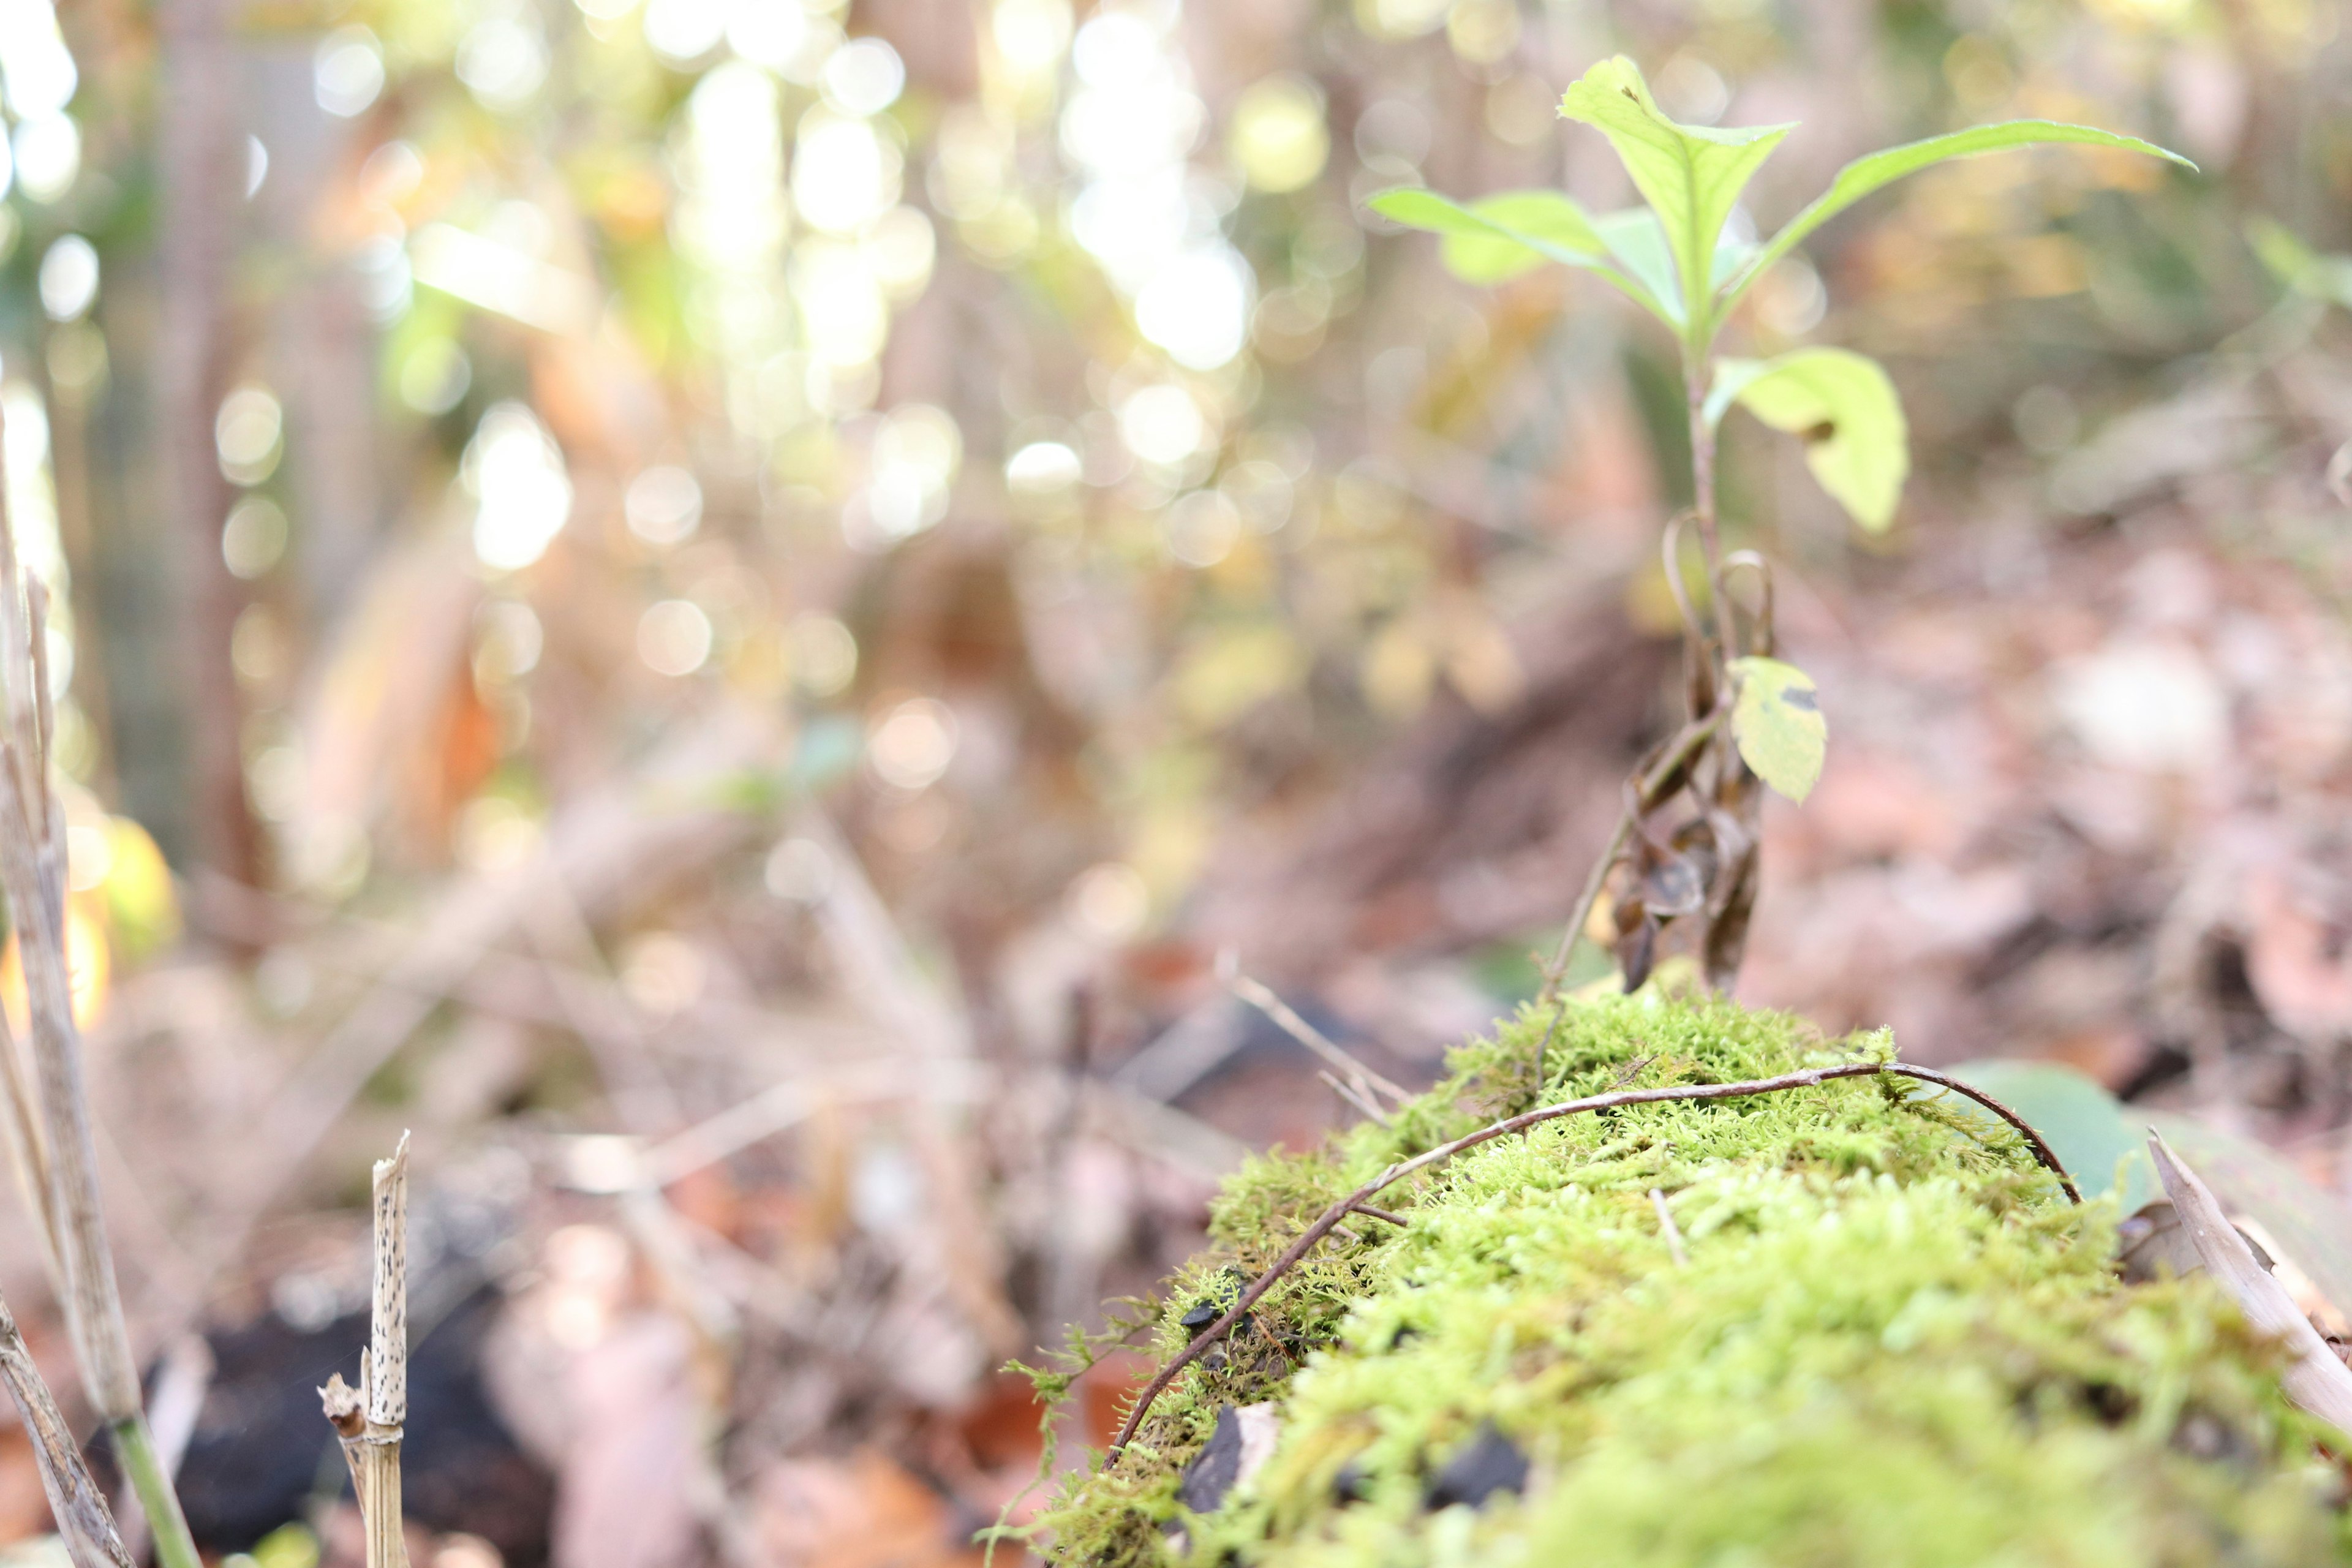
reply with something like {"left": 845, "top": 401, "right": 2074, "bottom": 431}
{"left": 110, "top": 1416, "right": 199, "bottom": 1568}
{"left": 1536, "top": 709, "right": 1727, "bottom": 1005}
{"left": 1684, "top": 356, "right": 1724, "bottom": 614}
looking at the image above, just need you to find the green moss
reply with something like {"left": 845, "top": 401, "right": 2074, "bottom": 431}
{"left": 1026, "top": 993, "right": 2352, "bottom": 1567}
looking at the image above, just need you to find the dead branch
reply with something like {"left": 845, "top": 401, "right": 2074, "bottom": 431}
{"left": 322, "top": 1133, "right": 411, "bottom": 1568}
{"left": 0, "top": 1291, "right": 132, "bottom": 1568}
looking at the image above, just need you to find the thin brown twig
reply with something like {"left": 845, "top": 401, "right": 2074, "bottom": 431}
{"left": 1316, "top": 1071, "right": 1391, "bottom": 1128}
{"left": 1231, "top": 972, "right": 1407, "bottom": 1108}
{"left": 1104, "top": 1059, "right": 2076, "bottom": 1461}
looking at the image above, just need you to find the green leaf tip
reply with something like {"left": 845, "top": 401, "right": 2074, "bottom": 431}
{"left": 1713, "top": 349, "right": 1908, "bottom": 533}
{"left": 1362, "top": 186, "right": 1681, "bottom": 323}
{"left": 1728, "top": 655, "right": 1826, "bottom": 804}
{"left": 1721, "top": 118, "right": 2195, "bottom": 317}
{"left": 1557, "top": 56, "right": 1792, "bottom": 342}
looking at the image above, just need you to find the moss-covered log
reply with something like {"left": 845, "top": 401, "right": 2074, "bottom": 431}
{"left": 1028, "top": 994, "right": 2351, "bottom": 1567}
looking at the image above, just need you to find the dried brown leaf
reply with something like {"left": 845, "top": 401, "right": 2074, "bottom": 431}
{"left": 2147, "top": 1133, "right": 2352, "bottom": 1436}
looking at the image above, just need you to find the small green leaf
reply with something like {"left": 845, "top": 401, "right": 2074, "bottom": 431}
{"left": 1727, "top": 655, "right": 1825, "bottom": 803}
{"left": 1591, "top": 209, "right": 1684, "bottom": 326}
{"left": 1447, "top": 191, "right": 1604, "bottom": 282}
{"left": 1365, "top": 187, "right": 1676, "bottom": 325}
{"left": 1713, "top": 348, "right": 1908, "bottom": 532}
{"left": 2248, "top": 217, "right": 2352, "bottom": 311}
{"left": 1558, "top": 56, "right": 1792, "bottom": 343}
{"left": 1721, "top": 119, "right": 2195, "bottom": 318}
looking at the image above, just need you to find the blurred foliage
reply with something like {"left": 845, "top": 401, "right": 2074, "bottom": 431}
{"left": 0, "top": 0, "right": 2330, "bottom": 986}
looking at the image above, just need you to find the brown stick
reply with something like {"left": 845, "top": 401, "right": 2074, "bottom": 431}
{"left": 1104, "top": 1060, "right": 2076, "bottom": 1460}
{"left": 0, "top": 1291, "right": 133, "bottom": 1568}
{"left": 322, "top": 1133, "right": 410, "bottom": 1568}
{"left": 1231, "top": 972, "right": 1407, "bottom": 1109}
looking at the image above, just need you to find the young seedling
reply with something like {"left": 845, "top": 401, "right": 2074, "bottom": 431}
{"left": 1369, "top": 58, "right": 2193, "bottom": 1004}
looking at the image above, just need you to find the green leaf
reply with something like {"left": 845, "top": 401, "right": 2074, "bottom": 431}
{"left": 1947, "top": 1060, "right": 2155, "bottom": 1210}
{"left": 1943, "top": 1060, "right": 2352, "bottom": 1331}
{"left": 1721, "top": 120, "right": 2196, "bottom": 318}
{"left": 1365, "top": 187, "right": 1675, "bottom": 324}
{"left": 1558, "top": 56, "right": 1792, "bottom": 343}
{"left": 1590, "top": 209, "right": 1684, "bottom": 326}
{"left": 1712, "top": 348, "right": 1908, "bottom": 532}
{"left": 2248, "top": 217, "right": 2352, "bottom": 311}
{"left": 1727, "top": 655, "right": 1825, "bottom": 803}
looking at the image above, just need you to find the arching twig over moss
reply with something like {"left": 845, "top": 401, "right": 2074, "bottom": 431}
{"left": 1106, "top": 1058, "right": 2077, "bottom": 1461}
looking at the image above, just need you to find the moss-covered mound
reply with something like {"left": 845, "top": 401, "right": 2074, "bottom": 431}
{"left": 1031, "top": 994, "right": 2350, "bottom": 1566}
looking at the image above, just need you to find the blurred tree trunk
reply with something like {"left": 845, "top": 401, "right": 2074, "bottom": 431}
{"left": 83, "top": 262, "right": 190, "bottom": 858}
{"left": 156, "top": 0, "right": 260, "bottom": 890}
{"left": 255, "top": 47, "right": 382, "bottom": 627}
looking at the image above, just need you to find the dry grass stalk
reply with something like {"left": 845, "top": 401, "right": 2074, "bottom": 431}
{"left": 1227, "top": 970, "right": 1406, "bottom": 1118}
{"left": 0, "top": 418, "right": 200, "bottom": 1568}
{"left": 0, "top": 1289, "right": 132, "bottom": 1568}
{"left": 322, "top": 1132, "right": 412, "bottom": 1568}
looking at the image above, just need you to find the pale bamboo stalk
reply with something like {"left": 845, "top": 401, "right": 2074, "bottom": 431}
{"left": 322, "top": 1134, "right": 410, "bottom": 1568}
{"left": 0, "top": 417, "right": 201, "bottom": 1568}
{"left": 0, "top": 1005, "right": 64, "bottom": 1288}
{"left": 0, "top": 1287, "right": 133, "bottom": 1568}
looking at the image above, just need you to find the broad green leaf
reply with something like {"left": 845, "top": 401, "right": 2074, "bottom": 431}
{"left": 1727, "top": 655, "right": 1825, "bottom": 802}
{"left": 1446, "top": 191, "right": 1605, "bottom": 282}
{"left": 1721, "top": 120, "right": 2196, "bottom": 318}
{"left": 1948, "top": 1059, "right": 2155, "bottom": 1210}
{"left": 1943, "top": 1058, "right": 2352, "bottom": 1329}
{"left": 1366, "top": 187, "right": 1673, "bottom": 323}
{"left": 1713, "top": 348, "right": 1908, "bottom": 532}
{"left": 1558, "top": 56, "right": 1792, "bottom": 342}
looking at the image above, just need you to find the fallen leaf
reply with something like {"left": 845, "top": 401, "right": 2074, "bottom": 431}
{"left": 2147, "top": 1134, "right": 2352, "bottom": 1436}
{"left": 758, "top": 1450, "right": 979, "bottom": 1568}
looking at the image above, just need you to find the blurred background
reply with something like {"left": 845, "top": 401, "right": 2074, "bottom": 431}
{"left": 0, "top": 0, "right": 2342, "bottom": 1559}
